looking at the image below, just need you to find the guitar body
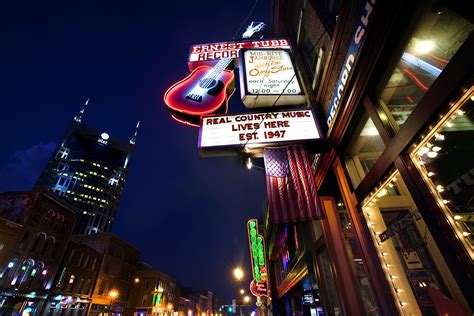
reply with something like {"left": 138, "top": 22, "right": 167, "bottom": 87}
{"left": 164, "top": 66, "right": 235, "bottom": 122}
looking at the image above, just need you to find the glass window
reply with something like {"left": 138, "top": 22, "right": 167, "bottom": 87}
{"left": 300, "top": 25, "right": 318, "bottom": 74}
{"left": 320, "top": 169, "right": 381, "bottom": 315}
{"left": 274, "top": 224, "right": 302, "bottom": 285}
{"left": 65, "top": 275, "right": 75, "bottom": 292}
{"left": 299, "top": 25, "right": 326, "bottom": 92}
{"left": 411, "top": 88, "right": 474, "bottom": 260}
{"left": 313, "top": 0, "right": 343, "bottom": 29}
{"left": 344, "top": 110, "right": 386, "bottom": 188}
{"left": 288, "top": 0, "right": 305, "bottom": 42}
{"left": 318, "top": 248, "right": 342, "bottom": 315}
{"left": 377, "top": 3, "right": 473, "bottom": 128}
{"left": 361, "top": 170, "right": 467, "bottom": 314}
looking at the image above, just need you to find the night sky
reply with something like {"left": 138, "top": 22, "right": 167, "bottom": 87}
{"left": 0, "top": 0, "right": 270, "bottom": 302}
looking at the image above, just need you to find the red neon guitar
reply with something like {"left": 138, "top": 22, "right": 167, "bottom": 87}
{"left": 164, "top": 58, "right": 235, "bottom": 126}
{"left": 164, "top": 22, "right": 266, "bottom": 126}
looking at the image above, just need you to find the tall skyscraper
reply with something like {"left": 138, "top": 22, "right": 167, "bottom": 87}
{"left": 35, "top": 100, "right": 138, "bottom": 234}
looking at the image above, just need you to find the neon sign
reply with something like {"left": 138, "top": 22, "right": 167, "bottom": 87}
{"left": 163, "top": 57, "right": 236, "bottom": 127}
{"left": 164, "top": 19, "right": 290, "bottom": 127}
{"left": 188, "top": 39, "right": 290, "bottom": 66}
{"left": 247, "top": 219, "right": 269, "bottom": 297}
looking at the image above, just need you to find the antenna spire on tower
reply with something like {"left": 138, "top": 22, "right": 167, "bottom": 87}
{"left": 130, "top": 120, "right": 140, "bottom": 145}
{"left": 74, "top": 98, "right": 89, "bottom": 123}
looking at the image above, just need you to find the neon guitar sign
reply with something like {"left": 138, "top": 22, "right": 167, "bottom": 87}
{"left": 164, "top": 58, "right": 235, "bottom": 127}
{"left": 164, "top": 22, "right": 282, "bottom": 127}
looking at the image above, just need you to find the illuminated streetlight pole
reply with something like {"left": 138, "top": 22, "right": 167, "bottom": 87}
{"left": 108, "top": 289, "right": 119, "bottom": 315}
{"left": 232, "top": 268, "right": 244, "bottom": 316}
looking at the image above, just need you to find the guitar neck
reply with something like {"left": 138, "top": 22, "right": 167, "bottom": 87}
{"left": 207, "top": 58, "right": 233, "bottom": 79}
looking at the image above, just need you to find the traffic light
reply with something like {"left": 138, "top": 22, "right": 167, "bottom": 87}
{"left": 232, "top": 299, "right": 236, "bottom": 313}
{"left": 227, "top": 306, "right": 233, "bottom": 313}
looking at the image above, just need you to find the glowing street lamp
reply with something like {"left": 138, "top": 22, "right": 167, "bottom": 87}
{"left": 244, "top": 296, "right": 250, "bottom": 303}
{"left": 233, "top": 268, "right": 244, "bottom": 281}
{"left": 240, "top": 289, "right": 245, "bottom": 295}
{"left": 109, "top": 290, "right": 119, "bottom": 314}
{"left": 232, "top": 267, "right": 245, "bottom": 316}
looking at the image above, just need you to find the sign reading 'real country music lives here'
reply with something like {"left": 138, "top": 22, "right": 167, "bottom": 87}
{"left": 198, "top": 109, "right": 321, "bottom": 154}
{"left": 239, "top": 49, "right": 306, "bottom": 108}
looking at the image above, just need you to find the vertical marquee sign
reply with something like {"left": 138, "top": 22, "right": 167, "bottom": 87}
{"left": 247, "top": 219, "right": 269, "bottom": 297}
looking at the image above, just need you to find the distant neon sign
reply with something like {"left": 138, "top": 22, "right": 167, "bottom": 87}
{"left": 247, "top": 219, "right": 269, "bottom": 297}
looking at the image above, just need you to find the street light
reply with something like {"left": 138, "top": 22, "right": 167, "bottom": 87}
{"left": 233, "top": 268, "right": 244, "bottom": 281}
{"left": 244, "top": 296, "right": 250, "bottom": 303}
{"left": 232, "top": 268, "right": 245, "bottom": 316}
{"left": 240, "top": 289, "right": 245, "bottom": 295}
{"left": 108, "top": 290, "right": 119, "bottom": 315}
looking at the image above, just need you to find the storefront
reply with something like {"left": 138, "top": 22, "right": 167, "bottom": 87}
{"left": 0, "top": 291, "right": 47, "bottom": 316}
{"left": 313, "top": 2, "right": 474, "bottom": 315}
{"left": 44, "top": 294, "right": 91, "bottom": 315}
{"left": 265, "top": 219, "right": 323, "bottom": 316}
{"left": 270, "top": 0, "right": 473, "bottom": 314}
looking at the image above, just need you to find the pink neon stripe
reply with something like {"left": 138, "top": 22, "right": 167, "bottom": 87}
{"left": 402, "top": 68, "right": 429, "bottom": 91}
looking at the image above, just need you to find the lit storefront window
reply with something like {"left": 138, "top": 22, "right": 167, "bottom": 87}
{"left": 344, "top": 110, "right": 386, "bottom": 188}
{"left": 320, "top": 169, "right": 380, "bottom": 314}
{"left": 411, "top": 88, "right": 474, "bottom": 260}
{"left": 377, "top": 5, "right": 473, "bottom": 128}
{"left": 274, "top": 224, "right": 304, "bottom": 285}
{"left": 362, "top": 171, "right": 465, "bottom": 315}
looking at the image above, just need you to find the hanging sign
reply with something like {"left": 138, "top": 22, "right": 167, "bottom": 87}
{"left": 239, "top": 49, "right": 306, "bottom": 108}
{"left": 198, "top": 109, "right": 322, "bottom": 155}
{"left": 247, "top": 219, "right": 269, "bottom": 297}
{"left": 164, "top": 57, "right": 236, "bottom": 127}
{"left": 188, "top": 39, "right": 291, "bottom": 70}
{"left": 326, "top": 0, "right": 376, "bottom": 128}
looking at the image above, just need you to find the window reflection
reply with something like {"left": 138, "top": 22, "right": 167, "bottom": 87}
{"left": 344, "top": 110, "right": 386, "bottom": 188}
{"left": 411, "top": 88, "right": 474, "bottom": 260}
{"left": 318, "top": 248, "right": 342, "bottom": 315}
{"left": 362, "top": 171, "right": 467, "bottom": 314}
{"left": 377, "top": 5, "right": 473, "bottom": 128}
{"left": 320, "top": 169, "right": 381, "bottom": 314}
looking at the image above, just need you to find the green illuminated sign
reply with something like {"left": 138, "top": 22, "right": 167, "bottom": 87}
{"left": 152, "top": 287, "right": 162, "bottom": 306}
{"left": 247, "top": 219, "right": 268, "bottom": 296}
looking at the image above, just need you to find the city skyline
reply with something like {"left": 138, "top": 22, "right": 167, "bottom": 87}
{"left": 0, "top": 0, "right": 270, "bottom": 303}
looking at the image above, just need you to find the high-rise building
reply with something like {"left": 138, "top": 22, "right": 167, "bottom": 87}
{"left": 35, "top": 101, "right": 138, "bottom": 234}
